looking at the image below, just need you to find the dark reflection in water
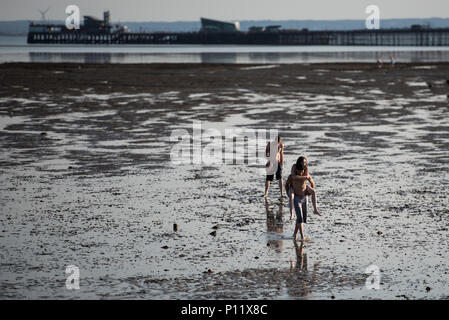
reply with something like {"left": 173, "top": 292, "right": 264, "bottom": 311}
{"left": 29, "top": 51, "right": 114, "bottom": 64}
{"left": 285, "top": 241, "right": 320, "bottom": 298}
{"left": 200, "top": 52, "right": 237, "bottom": 63}
{"left": 248, "top": 52, "right": 283, "bottom": 63}
{"left": 28, "top": 49, "right": 449, "bottom": 64}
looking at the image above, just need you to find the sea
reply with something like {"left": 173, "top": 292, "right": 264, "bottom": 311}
{"left": 1, "top": 35, "right": 449, "bottom": 64}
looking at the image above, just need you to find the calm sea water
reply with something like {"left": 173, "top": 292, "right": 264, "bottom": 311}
{"left": 1, "top": 35, "right": 449, "bottom": 64}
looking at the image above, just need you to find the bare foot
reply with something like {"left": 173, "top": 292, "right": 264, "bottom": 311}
{"left": 314, "top": 210, "right": 322, "bottom": 216}
{"left": 290, "top": 258, "right": 295, "bottom": 269}
{"left": 262, "top": 194, "right": 268, "bottom": 198}
{"left": 290, "top": 215, "right": 294, "bottom": 221}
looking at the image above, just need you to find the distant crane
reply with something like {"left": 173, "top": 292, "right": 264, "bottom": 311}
{"left": 38, "top": 7, "right": 50, "bottom": 21}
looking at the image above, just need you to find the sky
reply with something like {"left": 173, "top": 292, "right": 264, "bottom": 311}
{"left": 0, "top": 0, "right": 448, "bottom": 21}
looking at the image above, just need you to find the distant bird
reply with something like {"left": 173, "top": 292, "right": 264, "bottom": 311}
{"left": 426, "top": 81, "right": 432, "bottom": 89}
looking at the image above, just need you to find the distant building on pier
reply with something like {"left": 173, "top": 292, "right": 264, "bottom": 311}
{"left": 200, "top": 17, "right": 240, "bottom": 33}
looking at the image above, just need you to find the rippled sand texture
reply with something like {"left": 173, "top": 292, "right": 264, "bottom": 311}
{"left": 0, "top": 63, "right": 448, "bottom": 299}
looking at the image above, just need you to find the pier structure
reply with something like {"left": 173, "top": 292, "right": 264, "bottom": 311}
{"left": 27, "top": 13, "right": 449, "bottom": 46}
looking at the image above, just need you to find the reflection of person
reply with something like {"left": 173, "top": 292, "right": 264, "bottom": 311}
{"left": 285, "top": 156, "right": 321, "bottom": 241}
{"left": 264, "top": 136, "right": 284, "bottom": 198}
{"left": 292, "top": 240, "right": 319, "bottom": 277}
{"left": 265, "top": 199, "right": 284, "bottom": 249}
{"left": 290, "top": 241, "right": 307, "bottom": 271}
{"left": 286, "top": 241, "right": 320, "bottom": 298}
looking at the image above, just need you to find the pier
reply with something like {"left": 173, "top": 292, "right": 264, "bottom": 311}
{"left": 27, "top": 13, "right": 449, "bottom": 46}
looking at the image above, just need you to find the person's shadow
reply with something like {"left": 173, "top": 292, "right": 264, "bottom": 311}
{"left": 265, "top": 198, "right": 284, "bottom": 251}
{"left": 285, "top": 241, "right": 320, "bottom": 298}
{"left": 291, "top": 241, "right": 308, "bottom": 271}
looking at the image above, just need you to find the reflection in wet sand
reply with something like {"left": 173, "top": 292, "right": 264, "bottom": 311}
{"left": 286, "top": 241, "right": 320, "bottom": 298}
{"left": 265, "top": 199, "right": 284, "bottom": 250}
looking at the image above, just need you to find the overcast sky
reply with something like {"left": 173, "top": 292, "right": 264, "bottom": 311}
{"left": 0, "top": 0, "right": 448, "bottom": 21}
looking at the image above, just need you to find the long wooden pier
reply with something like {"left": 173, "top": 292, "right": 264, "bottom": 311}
{"left": 28, "top": 27, "right": 449, "bottom": 46}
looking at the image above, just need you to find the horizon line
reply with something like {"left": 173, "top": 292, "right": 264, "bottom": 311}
{"left": 1, "top": 16, "right": 449, "bottom": 23}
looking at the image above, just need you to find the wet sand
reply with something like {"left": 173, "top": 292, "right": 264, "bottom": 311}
{"left": 0, "top": 62, "right": 448, "bottom": 299}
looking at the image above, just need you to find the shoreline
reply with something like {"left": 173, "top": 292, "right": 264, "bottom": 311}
{"left": 3, "top": 61, "right": 449, "bottom": 64}
{"left": 2, "top": 61, "right": 449, "bottom": 69}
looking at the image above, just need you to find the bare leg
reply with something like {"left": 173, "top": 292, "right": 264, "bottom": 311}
{"left": 299, "top": 223, "right": 305, "bottom": 241}
{"left": 288, "top": 189, "right": 295, "bottom": 220}
{"left": 293, "top": 222, "right": 299, "bottom": 240}
{"left": 293, "top": 198, "right": 305, "bottom": 240}
{"left": 306, "top": 186, "right": 321, "bottom": 216}
{"left": 264, "top": 180, "right": 270, "bottom": 197}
